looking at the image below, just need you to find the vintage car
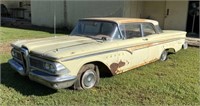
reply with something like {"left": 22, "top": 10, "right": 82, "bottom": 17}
{"left": 8, "top": 18, "right": 188, "bottom": 90}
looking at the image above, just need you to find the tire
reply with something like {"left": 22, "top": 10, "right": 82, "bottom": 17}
{"left": 73, "top": 64, "right": 99, "bottom": 90}
{"left": 160, "top": 50, "right": 168, "bottom": 61}
{"left": 182, "top": 42, "right": 188, "bottom": 50}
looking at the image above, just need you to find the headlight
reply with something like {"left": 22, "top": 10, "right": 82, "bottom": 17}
{"left": 11, "top": 49, "right": 21, "bottom": 60}
{"left": 44, "top": 62, "right": 66, "bottom": 73}
{"left": 11, "top": 49, "right": 18, "bottom": 57}
{"left": 11, "top": 49, "right": 15, "bottom": 57}
{"left": 44, "top": 62, "right": 50, "bottom": 70}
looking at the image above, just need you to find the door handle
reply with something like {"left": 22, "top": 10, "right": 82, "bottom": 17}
{"left": 143, "top": 38, "right": 148, "bottom": 41}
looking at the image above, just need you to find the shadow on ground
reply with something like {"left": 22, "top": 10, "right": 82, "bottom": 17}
{"left": 1, "top": 61, "right": 112, "bottom": 96}
{"left": 1, "top": 62, "right": 58, "bottom": 96}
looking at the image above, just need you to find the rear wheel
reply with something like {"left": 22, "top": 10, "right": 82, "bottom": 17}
{"left": 182, "top": 42, "right": 188, "bottom": 49}
{"left": 73, "top": 64, "right": 99, "bottom": 90}
{"left": 160, "top": 50, "right": 168, "bottom": 61}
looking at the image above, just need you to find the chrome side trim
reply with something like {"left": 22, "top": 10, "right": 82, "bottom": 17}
{"left": 8, "top": 59, "right": 25, "bottom": 76}
{"left": 61, "top": 37, "right": 185, "bottom": 62}
{"left": 61, "top": 48, "right": 120, "bottom": 62}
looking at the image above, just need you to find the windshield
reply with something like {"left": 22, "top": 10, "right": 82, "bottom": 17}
{"left": 70, "top": 20, "right": 121, "bottom": 41}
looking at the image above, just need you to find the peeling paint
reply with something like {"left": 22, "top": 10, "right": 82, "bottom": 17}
{"left": 119, "top": 59, "right": 158, "bottom": 74}
{"left": 110, "top": 60, "right": 125, "bottom": 74}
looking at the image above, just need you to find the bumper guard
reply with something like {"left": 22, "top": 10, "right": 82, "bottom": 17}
{"left": 8, "top": 59, "right": 26, "bottom": 76}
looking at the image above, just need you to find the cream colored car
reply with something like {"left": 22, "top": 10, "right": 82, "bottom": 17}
{"left": 9, "top": 18, "right": 188, "bottom": 90}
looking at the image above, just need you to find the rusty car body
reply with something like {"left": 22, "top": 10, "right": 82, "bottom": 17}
{"left": 8, "top": 18, "right": 188, "bottom": 90}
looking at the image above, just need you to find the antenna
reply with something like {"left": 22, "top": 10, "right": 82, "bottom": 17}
{"left": 54, "top": 2, "right": 56, "bottom": 37}
{"left": 54, "top": 14, "right": 56, "bottom": 37}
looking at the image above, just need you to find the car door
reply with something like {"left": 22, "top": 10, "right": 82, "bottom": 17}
{"left": 141, "top": 23, "right": 163, "bottom": 61}
{"left": 116, "top": 23, "right": 150, "bottom": 73}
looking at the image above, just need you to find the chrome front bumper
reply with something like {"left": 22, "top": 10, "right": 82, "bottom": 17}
{"left": 8, "top": 59, "right": 77, "bottom": 89}
{"left": 29, "top": 70, "right": 76, "bottom": 89}
{"left": 8, "top": 59, "right": 26, "bottom": 76}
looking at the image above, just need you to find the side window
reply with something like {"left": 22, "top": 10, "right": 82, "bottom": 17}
{"left": 120, "top": 23, "right": 142, "bottom": 39}
{"left": 142, "top": 23, "right": 156, "bottom": 36}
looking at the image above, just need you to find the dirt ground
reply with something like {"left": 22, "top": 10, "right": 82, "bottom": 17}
{"left": 0, "top": 43, "right": 12, "bottom": 54}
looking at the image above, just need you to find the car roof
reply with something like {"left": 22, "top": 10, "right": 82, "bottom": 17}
{"left": 81, "top": 17, "right": 159, "bottom": 25}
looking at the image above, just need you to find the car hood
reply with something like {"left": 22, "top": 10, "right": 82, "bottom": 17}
{"left": 12, "top": 35, "right": 111, "bottom": 60}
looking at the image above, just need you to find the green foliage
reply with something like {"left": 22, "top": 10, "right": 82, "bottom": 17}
{"left": 0, "top": 27, "right": 64, "bottom": 43}
{"left": 0, "top": 27, "right": 199, "bottom": 105}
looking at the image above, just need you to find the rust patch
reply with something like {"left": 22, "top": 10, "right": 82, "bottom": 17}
{"left": 124, "top": 59, "right": 158, "bottom": 73}
{"left": 118, "top": 61, "right": 125, "bottom": 68}
{"left": 111, "top": 59, "right": 159, "bottom": 75}
{"left": 110, "top": 60, "right": 125, "bottom": 75}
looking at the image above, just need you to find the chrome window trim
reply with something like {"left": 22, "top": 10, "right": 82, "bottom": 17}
{"left": 141, "top": 23, "right": 158, "bottom": 37}
{"left": 140, "top": 23, "right": 144, "bottom": 37}
{"left": 71, "top": 20, "right": 123, "bottom": 41}
{"left": 117, "top": 23, "right": 124, "bottom": 39}
{"left": 119, "top": 22, "right": 161, "bottom": 39}
{"left": 118, "top": 22, "right": 143, "bottom": 39}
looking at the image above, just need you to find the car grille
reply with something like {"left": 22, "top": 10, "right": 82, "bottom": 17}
{"left": 29, "top": 57, "right": 45, "bottom": 70}
{"left": 16, "top": 52, "right": 22, "bottom": 61}
{"left": 12, "top": 48, "right": 29, "bottom": 73}
{"left": 13, "top": 50, "right": 23, "bottom": 62}
{"left": 21, "top": 48, "right": 29, "bottom": 71}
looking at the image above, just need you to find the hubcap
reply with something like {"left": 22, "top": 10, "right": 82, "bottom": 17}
{"left": 183, "top": 42, "right": 188, "bottom": 49}
{"left": 161, "top": 51, "right": 167, "bottom": 61}
{"left": 81, "top": 70, "right": 96, "bottom": 88}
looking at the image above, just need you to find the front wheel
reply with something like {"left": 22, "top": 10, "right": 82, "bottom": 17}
{"left": 160, "top": 50, "right": 168, "bottom": 61}
{"left": 73, "top": 64, "right": 99, "bottom": 90}
{"left": 81, "top": 69, "right": 97, "bottom": 89}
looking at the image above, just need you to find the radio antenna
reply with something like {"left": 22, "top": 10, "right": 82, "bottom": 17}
{"left": 54, "top": 2, "right": 56, "bottom": 37}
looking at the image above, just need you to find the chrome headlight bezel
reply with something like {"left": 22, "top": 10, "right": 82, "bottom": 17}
{"left": 11, "top": 48, "right": 23, "bottom": 61}
{"left": 11, "top": 48, "right": 19, "bottom": 58}
{"left": 11, "top": 49, "right": 15, "bottom": 57}
{"left": 43, "top": 62, "right": 66, "bottom": 73}
{"left": 29, "top": 56, "right": 69, "bottom": 75}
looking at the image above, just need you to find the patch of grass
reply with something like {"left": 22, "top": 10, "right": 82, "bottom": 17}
{"left": 0, "top": 27, "right": 65, "bottom": 43}
{"left": 0, "top": 27, "right": 199, "bottom": 105}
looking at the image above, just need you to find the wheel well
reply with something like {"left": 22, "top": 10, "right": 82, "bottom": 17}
{"left": 86, "top": 61, "right": 113, "bottom": 78}
{"left": 166, "top": 48, "right": 176, "bottom": 54}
